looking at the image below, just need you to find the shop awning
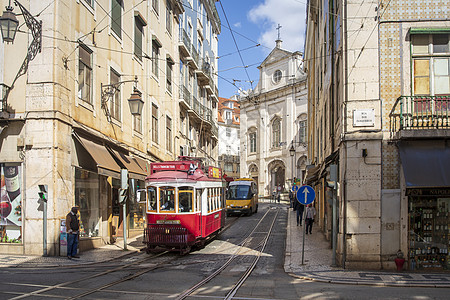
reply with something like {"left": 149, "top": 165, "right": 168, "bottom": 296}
{"left": 108, "top": 148, "right": 147, "bottom": 180}
{"left": 399, "top": 141, "right": 450, "bottom": 188}
{"left": 304, "top": 165, "right": 320, "bottom": 185}
{"left": 74, "top": 135, "right": 121, "bottom": 179}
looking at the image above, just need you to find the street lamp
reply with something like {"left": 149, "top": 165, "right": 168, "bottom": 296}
{"left": 101, "top": 76, "right": 144, "bottom": 121}
{"left": 0, "top": 4, "right": 19, "bottom": 43}
{"left": 289, "top": 144, "right": 295, "bottom": 157}
{"left": 0, "top": 0, "right": 42, "bottom": 107}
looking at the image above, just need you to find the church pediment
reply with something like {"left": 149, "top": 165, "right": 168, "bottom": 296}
{"left": 260, "top": 48, "right": 292, "bottom": 67}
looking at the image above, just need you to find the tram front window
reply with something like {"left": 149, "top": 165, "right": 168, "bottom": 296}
{"left": 148, "top": 187, "right": 157, "bottom": 211}
{"left": 160, "top": 186, "right": 175, "bottom": 211}
{"left": 179, "top": 187, "right": 193, "bottom": 212}
{"left": 227, "top": 185, "right": 251, "bottom": 200}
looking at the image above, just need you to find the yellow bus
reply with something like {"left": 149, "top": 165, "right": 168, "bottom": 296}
{"left": 226, "top": 178, "right": 258, "bottom": 216}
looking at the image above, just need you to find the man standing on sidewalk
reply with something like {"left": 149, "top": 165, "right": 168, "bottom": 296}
{"left": 305, "top": 204, "right": 316, "bottom": 234}
{"left": 66, "top": 206, "right": 80, "bottom": 259}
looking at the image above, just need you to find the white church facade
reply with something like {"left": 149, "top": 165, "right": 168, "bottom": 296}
{"left": 239, "top": 40, "right": 308, "bottom": 197}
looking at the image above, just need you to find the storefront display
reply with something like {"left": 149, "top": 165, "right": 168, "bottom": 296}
{"left": 129, "top": 179, "right": 145, "bottom": 232}
{"left": 409, "top": 197, "right": 450, "bottom": 270}
{"left": 75, "top": 168, "right": 100, "bottom": 238}
{"left": 0, "top": 164, "right": 22, "bottom": 243}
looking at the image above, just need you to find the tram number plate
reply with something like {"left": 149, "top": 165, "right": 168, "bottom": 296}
{"left": 156, "top": 220, "right": 181, "bottom": 224}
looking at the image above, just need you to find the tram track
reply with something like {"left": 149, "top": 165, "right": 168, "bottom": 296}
{"left": 7, "top": 251, "right": 175, "bottom": 300}
{"left": 176, "top": 207, "right": 280, "bottom": 300}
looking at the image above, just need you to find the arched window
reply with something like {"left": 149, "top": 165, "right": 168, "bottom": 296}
{"left": 248, "top": 128, "right": 257, "bottom": 153}
{"left": 272, "top": 118, "right": 281, "bottom": 148}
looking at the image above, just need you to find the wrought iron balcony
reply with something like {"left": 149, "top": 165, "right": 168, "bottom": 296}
{"left": 179, "top": 28, "right": 191, "bottom": 57}
{"left": 179, "top": 84, "right": 191, "bottom": 109}
{"left": 1, "top": 83, "right": 10, "bottom": 113}
{"left": 390, "top": 95, "right": 450, "bottom": 135}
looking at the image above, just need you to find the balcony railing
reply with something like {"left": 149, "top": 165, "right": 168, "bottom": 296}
{"left": 179, "top": 28, "right": 191, "bottom": 55}
{"left": 180, "top": 84, "right": 191, "bottom": 107}
{"left": 390, "top": 95, "right": 450, "bottom": 134}
{"left": 192, "top": 48, "right": 199, "bottom": 67}
{"left": 1, "top": 83, "right": 10, "bottom": 113}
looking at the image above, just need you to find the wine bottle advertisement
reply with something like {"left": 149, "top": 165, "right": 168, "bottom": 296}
{"left": 1, "top": 165, "right": 22, "bottom": 243}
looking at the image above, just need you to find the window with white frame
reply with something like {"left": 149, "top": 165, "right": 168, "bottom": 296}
{"left": 226, "top": 145, "right": 231, "bottom": 154}
{"left": 249, "top": 131, "right": 256, "bottom": 153}
{"left": 412, "top": 33, "right": 450, "bottom": 96}
{"left": 298, "top": 120, "right": 307, "bottom": 143}
{"left": 226, "top": 128, "right": 231, "bottom": 137}
{"left": 152, "top": 104, "right": 158, "bottom": 143}
{"left": 166, "top": 0, "right": 172, "bottom": 34}
{"left": 226, "top": 111, "right": 231, "bottom": 120}
{"left": 272, "top": 118, "right": 281, "bottom": 148}
{"left": 166, "top": 58, "right": 173, "bottom": 93}
{"left": 152, "top": 0, "right": 158, "bottom": 15}
{"left": 134, "top": 16, "right": 145, "bottom": 61}
{"left": 78, "top": 45, "right": 92, "bottom": 104}
{"left": 166, "top": 116, "right": 172, "bottom": 152}
{"left": 152, "top": 40, "right": 160, "bottom": 77}
{"left": 111, "top": 0, "right": 122, "bottom": 39}
{"left": 110, "top": 68, "right": 121, "bottom": 121}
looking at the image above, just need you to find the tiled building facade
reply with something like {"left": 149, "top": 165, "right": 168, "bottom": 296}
{"left": 305, "top": 0, "right": 450, "bottom": 270}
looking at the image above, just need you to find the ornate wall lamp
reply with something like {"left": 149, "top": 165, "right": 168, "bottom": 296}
{"left": 101, "top": 76, "right": 144, "bottom": 121}
{"left": 0, "top": 0, "right": 42, "bottom": 109}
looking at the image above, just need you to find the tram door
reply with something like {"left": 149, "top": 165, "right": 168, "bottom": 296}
{"left": 196, "top": 189, "right": 202, "bottom": 236}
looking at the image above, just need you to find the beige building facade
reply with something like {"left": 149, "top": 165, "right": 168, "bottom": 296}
{"left": 0, "top": 0, "right": 219, "bottom": 256}
{"left": 304, "top": 0, "right": 450, "bottom": 270}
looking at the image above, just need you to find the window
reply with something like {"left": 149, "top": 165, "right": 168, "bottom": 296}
{"left": 152, "top": 104, "right": 158, "bottom": 143}
{"left": 78, "top": 45, "right": 92, "bottom": 103}
{"left": 110, "top": 68, "right": 121, "bottom": 121}
{"left": 299, "top": 120, "right": 307, "bottom": 143}
{"left": 152, "top": 0, "right": 158, "bottom": 15}
{"left": 226, "top": 145, "right": 231, "bottom": 154}
{"left": 134, "top": 16, "right": 145, "bottom": 61}
{"left": 226, "top": 111, "right": 231, "bottom": 120}
{"left": 272, "top": 118, "right": 281, "bottom": 148}
{"left": 111, "top": 0, "right": 122, "bottom": 39}
{"left": 166, "top": 116, "right": 172, "bottom": 152}
{"left": 166, "top": 0, "right": 172, "bottom": 34}
{"left": 160, "top": 186, "right": 175, "bottom": 211}
{"left": 412, "top": 34, "right": 450, "bottom": 96}
{"left": 133, "top": 111, "right": 142, "bottom": 134}
{"left": 224, "top": 162, "right": 233, "bottom": 172}
{"left": 178, "top": 187, "right": 193, "bottom": 212}
{"left": 83, "top": 0, "right": 94, "bottom": 8}
{"left": 166, "top": 58, "right": 173, "bottom": 93}
{"left": 273, "top": 70, "right": 282, "bottom": 83}
{"left": 152, "top": 40, "right": 160, "bottom": 77}
{"left": 226, "top": 128, "right": 231, "bottom": 137}
{"left": 249, "top": 132, "right": 256, "bottom": 153}
{"left": 147, "top": 186, "right": 157, "bottom": 211}
{"left": 75, "top": 168, "right": 99, "bottom": 238}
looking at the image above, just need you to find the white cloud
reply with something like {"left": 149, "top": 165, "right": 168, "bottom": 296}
{"left": 248, "top": 0, "right": 306, "bottom": 52}
{"left": 234, "top": 22, "right": 242, "bottom": 28}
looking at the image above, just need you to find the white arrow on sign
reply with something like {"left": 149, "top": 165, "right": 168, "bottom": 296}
{"left": 302, "top": 187, "right": 309, "bottom": 204}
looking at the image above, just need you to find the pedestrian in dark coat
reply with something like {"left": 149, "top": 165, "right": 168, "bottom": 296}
{"left": 66, "top": 206, "right": 80, "bottom": 259}
{"left": 293, "top": 199, "right": 305, "bottom": 226}
{"left": 305, "top": 204, "right": 316, "bottom": 234}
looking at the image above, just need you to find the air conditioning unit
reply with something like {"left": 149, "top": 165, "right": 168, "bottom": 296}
{"left": 181, "top": 145, "right": 190, "bottom": 156}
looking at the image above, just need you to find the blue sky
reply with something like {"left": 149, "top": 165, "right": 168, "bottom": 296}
{"left": 216, "top": 0, "right": 307, "bottom": 98}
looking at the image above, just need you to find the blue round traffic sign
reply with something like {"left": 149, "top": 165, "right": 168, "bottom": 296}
{"left": 296, "top": 185, "right": 315, "bottom": 205}
{"left": 292, "top": 185, "right": 300, "bottom": 193}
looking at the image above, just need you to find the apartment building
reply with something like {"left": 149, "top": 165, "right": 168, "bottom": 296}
{"left": 304, "top": 0, "right": 450, "bottom": 270}
{"left": 217, "top": 96, "right": 240, "bottom": 180}
{"left": 178, "top": 0, "right": 220, "bottom": 166}
{"left": 0, "top": 0, "right": 201, "bottom": 256}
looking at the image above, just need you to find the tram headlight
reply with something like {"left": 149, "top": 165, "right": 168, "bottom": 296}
{"left": 244, "top": 205, "right": 248, "bottom": 208}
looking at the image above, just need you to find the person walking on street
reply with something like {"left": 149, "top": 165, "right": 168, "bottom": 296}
{"left": 66, "top": 206, "right": 80, "bottom": 259}
{"left": 305, "top": 203, "right": 316, "bottom": 234}
{"left": 293, "top": 199, "right": 305, "bottom": 226}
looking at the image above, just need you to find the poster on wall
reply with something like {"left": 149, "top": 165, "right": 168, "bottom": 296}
{"left": 0, "top": 164, "right": 22, "bottom": 243}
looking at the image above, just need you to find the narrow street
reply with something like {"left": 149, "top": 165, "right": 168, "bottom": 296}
{"left": 0, "top": 202, "right": 448, "bottom": 299}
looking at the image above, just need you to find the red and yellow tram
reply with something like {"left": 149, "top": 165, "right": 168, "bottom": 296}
{"left": 141, "top": 157, "right": 225, "bottom": 253}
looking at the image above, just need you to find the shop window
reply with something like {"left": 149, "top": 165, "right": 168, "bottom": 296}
{"left": 129, "top": 179, "right": 145, "bottom": 230}
{"left": 160, "top": 186, "right": 175, "bottom": 211}
{"left": 178, "top": 186, "right": 193, "bottom": 212}
{"left": 408, "top": 197, "right": 450, "bottom": 271}
{"left": 0, "top": 164, "right": 22, "bottom": 243}
{"left": 75, "top": 168, "right": 100, "bottom": 238}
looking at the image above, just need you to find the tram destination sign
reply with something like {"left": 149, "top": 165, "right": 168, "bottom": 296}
{"left": 406, "top": 188, "right": 450, "bottom": 197}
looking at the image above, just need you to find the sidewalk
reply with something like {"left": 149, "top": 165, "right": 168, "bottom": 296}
{"left": 0, "top": 236, "right": 143, "bottom": 268}
{"left": 284, "top": 206, "right": 450, "bottom": 288}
